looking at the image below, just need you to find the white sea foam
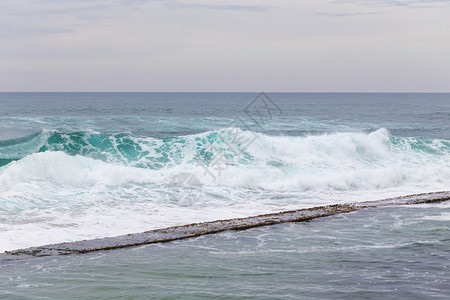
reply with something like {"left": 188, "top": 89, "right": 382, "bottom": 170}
{"left": 420, "top": 212, "right": 450, "bottom": 221}
{"left": 0, "top": 128, "right": 449, "bottom": 252}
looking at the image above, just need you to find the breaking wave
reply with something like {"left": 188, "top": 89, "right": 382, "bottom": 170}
{"left": 0, "top": 128, "right": 449, "bottom": 252}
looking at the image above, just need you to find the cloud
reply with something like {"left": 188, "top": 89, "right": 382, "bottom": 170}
{"left": 120, "top": 0, "right": 273, "bottom": 12}
{"left": 167, "top": 2, "right": 273, "bottom": 12}
{"left": 333, "top": 0, "right": 450, "bottom": 7}
{"left": 319, "top": 0, "right": 450, "bottom": 17}
{"left": 40, "top": 4, "right": 111, "bottom": 15}
{"left": 315, "top": 11, "right": 385, "bottom": 17}
{"left": 0, "top": 24, "right": 75, "bottom": 39}
{"left": 6, "top": 0, "right": 273, "bottom": 17}
{"left": 0, "top": 1, "right": 111, "bottom": 17}
{"left": 120, "top": 0, "right": 163, "bottom": 5}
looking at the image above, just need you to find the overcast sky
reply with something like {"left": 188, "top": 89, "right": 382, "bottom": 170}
{"left": 1, "top": 0, "right": 449, "bottom": 92}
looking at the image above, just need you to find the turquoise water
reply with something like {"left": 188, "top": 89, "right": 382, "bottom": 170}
{"left": 1, "top": 204, "right": 449, "bottom": 299}
{"left": 0, "top": 92, "right": 449, "bottom": 297}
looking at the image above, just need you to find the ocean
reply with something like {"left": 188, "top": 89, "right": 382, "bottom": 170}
{"left": 0, "top": 92, "right": 449, "bottom": 298}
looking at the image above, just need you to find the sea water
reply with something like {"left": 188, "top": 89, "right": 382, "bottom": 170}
{"left": 0, "top": 93, "right": 449, "bottom": 298}
{"left": 1, "top": 204, "right": 449, "bottom": 299}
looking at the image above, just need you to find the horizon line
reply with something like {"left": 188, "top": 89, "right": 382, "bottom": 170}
{"left": 1, "top": 91, "right": 450, "bottom": 94}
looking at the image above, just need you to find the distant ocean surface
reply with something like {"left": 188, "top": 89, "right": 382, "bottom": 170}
{"left": 0, "top": 93, "right": 449, "bottom": 298}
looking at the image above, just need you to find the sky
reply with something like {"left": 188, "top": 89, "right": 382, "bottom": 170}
{"left": 1, "top": 0, "right": 450, "bottom": 92}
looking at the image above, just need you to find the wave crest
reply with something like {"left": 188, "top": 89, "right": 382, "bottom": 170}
{"left": 0, "top": 128, "right": 448, "bottom": 193}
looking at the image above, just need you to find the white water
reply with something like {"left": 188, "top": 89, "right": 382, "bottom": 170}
{"left": 0, "top": 129, "right": 449, "bottom": 252}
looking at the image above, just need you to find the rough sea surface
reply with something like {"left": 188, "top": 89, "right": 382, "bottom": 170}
{"left": 0, "top": 93, "right": 449, "bottom": 298}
